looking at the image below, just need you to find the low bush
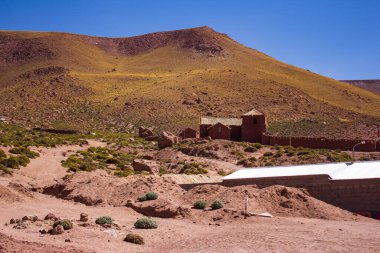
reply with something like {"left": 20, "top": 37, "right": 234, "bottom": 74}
{"left": 53, "top": 219, "right": 73, "bottom": 230}
{"left": 145, "top": 192, "right": 158, "bottom": 200}
{"left": 159, "top": 167, "right": 169, "bottom": 176}
{"left": 252, "top": 143, "right": 262, "bottom": 149}
{"left": 138, "top": 192, "right": 158, "bottom": 202}
{"left": 95, "top": 216, "right": 113, "bottom": 225}
{"left": 263, "top": 152, "right": 273, "bottom": 157}
{"left": 9, "top": 147, "right": 39, "bottom": 158}
{"left": 181, "top": 162, "right": 208, "bottom": 175}
{"left": 211, "top": 200, "right": 224, "bottom": 210}
{"left": 114, "top": 168, "right": 134, "bottom": 177}
{"left": 134, "top": 217, "right": 158, "bottom": 229}
{"left": 244, "top": 146, "right": 257, "bottom": 153}
{"left": 0, "top": 164, "right": 12, "bottom": 174}
{"left": 0, "top": 155, "right": 30, "bottom": 169}
{"left": 193, "top": 200, "right": 207, "bottom": 209}
{"left": 137, "top": 195, "right": 147, "bottom": 202}
{"left": 124, "top": 233, "right": 144, "bottom": 245}
{"left": 0, "top": 149, "right": 6, "bottom": 158}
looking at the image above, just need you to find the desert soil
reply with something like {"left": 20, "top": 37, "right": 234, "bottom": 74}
{"left": 1, "top": 141, "right": 380, "bottom": 253}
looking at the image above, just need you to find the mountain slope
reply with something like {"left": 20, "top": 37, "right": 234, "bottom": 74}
{"left": 341, "top": 80, "right": 380, "bottom": 95}
{"left": 0, "top": 27, "right": 379, "bottom": 138}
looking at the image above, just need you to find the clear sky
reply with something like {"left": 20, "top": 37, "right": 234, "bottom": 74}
{"left": 0, "top": 0, "right": 379, "bottom": 80}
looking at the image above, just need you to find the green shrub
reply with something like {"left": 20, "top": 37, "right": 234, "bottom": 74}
{"left": 145, "top": 192, "right": 158, "bottom": 200}
{"left": 181, "top": 162, "right": 208, "bottom": 175}
{"left": 211, "top": 200, "right": 224, "bottom": 210}
{"left": 0, "top": 149, "right": 6, "bottom": 158}
{"left": 0, "top": 164, "right": 12, "bottom": 174}
{"left": 95, "top": 216, "right": 113, "bottom": 225}
{"left": 237, "top": 157, "right": 256, "bottom": 167}
{"left": 274, "top": 151, "right": 284, "bottom": 158}
{"left": 0, "top": 155, "right": 29, "bottom": 169}
{"left": 114, "top": 168, "right": 134, "bottom": 177}
{"left": 327, "top": 152, "right": 351, "bottom": 162}
{"left": 263, "top": 152, "right": 273, "bottom": 157}
{"left": 9, "top": 147, "right": 39, "bottom": 158}
{"left": 217, "top": 169, "right": 227, "bottom": 176}
{"left": 134, "top": 217, "right": 158, "bottom": 229}
{"left": 137, "top": 195, "right": 147, "bottom": 202}
{"left": 53, "top": 219, "right": 73, "bottom": 230}
{"left": 244, "top": 146, "right": 257, "bottom": 153}
{"left": 193, "top": 200, "right": 207, "bottom": 209}
{"left": 252, "top": 143, "right": 262, "bottom": 149}
{"left": 159, "top": 167, "right": 169, "bottom": 176}
{"left": 124, "top": 233, "right": 144, "bottom": 245}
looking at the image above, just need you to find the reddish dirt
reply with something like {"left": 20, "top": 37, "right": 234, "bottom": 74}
{"left": 43, "top": 170, "right": 186, "bottom": 206}
{"left": 43, "top": 169, "right": 365, "bottom": 222}
{"left": 83, "top": 26, "right": 224, "bottom": 56}
{"left": 184, "top": 184, "right": 366, "bottom": 221}
{"left": 1, "top": 143, "right": 379, "bottom": 252}
{"left": 0, "top": 232, "right": 89, "bottom": 253}
{"left": 0, "top": 34, "right": 54, "bottom": 65}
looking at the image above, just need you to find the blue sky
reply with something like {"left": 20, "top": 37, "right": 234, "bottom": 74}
{"left": 0, "top": 0, "right": 379, "bottom": 80}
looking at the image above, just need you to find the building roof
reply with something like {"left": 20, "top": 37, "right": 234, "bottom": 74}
{"left": 200, "top": 116, "right": 242, "bottom": 126}
{"left": 243, "top": 109, "right": 263, "bottom": 116}
{"left": 222, "top": 161, "right": 380, "bottom": 181}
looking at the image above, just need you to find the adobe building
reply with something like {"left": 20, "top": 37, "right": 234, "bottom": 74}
{"left": 199, "top": 109, "right": 266, "bottom": 142}
{"left": 179, "top": 128, "right": 199, "bottom": 139}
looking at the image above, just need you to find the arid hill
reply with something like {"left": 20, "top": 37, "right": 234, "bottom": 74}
{"left": 341, "top": 79, "right": 380, "bottom": 95}
{"left": 0, "top": 27, "right": 379, "bottom": 138}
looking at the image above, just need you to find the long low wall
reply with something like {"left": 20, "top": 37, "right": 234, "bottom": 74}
{"left": 262, "top": 134, "right": 380, "bottom": 152}
{"left": 222, "top": 176, "right": 380, "bottom": 217}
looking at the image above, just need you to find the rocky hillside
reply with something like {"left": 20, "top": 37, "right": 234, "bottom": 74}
{"left": 0, "top": 27, "right": 379, "bottom": 138}
{"left": 341, "top": 79, "right": 380, "bottom": 95}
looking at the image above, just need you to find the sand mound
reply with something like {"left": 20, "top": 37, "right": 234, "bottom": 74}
{"left": 184, "top": 184, "right": 363, "bottom": 221}
{"left": 0, "top": 232, "right": 90, "bottom": 253}
{"left": 0, "top": 183, "right": 32, "bottom": 203}
{"left": 43, "top": 170, "right": 185, "bottom": 206}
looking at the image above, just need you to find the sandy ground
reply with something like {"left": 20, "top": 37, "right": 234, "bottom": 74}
{"left": 1, "top": 142, "right": 380, "bottom": 252}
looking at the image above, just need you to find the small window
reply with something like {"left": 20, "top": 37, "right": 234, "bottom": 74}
{"left": 253, "top": 118, "right": 258, "bottom": 124}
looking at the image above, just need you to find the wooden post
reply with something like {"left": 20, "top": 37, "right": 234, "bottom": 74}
{"left": 244, "top": 190, "right": 248, "bottom": 219}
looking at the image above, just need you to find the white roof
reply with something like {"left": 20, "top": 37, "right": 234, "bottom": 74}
{"left": 200, "top": 117, "right": 242, "bottom": 126}
{"left": 222, "top": 161, "right": 380, "bottom": 181}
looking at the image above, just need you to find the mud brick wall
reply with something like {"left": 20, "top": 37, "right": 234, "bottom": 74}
{"left": 241, "top": 115, "right": 266, "bottom": 143}
{"left": 262, "top": 134, "right": 378, "bottom": 152}
{"left": 222, "top": 176, "right": 380, "bottom": 212}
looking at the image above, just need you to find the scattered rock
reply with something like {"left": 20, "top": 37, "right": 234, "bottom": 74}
{"left": 22, "top": 215, "right": 38, "bottom": 222}
{"left": 44, "top": 213, "right": 58, "bottom": 221}
{"left": 13, "top": 221, "right": 28, "bottom": 229}
{"left": 39, "top": 229, "right": 48, "bottom": 234}
{"left": 138, "top": 127, "right": 154, "bottom": 138}
{"left": 51, "top": 225, "right": 64, "bottom": 235}
{"left": 80, "top": 213, "right": 88, "bottom": 222}
{"left": 158, "top": 131, "right": 179, "bottom": 149}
